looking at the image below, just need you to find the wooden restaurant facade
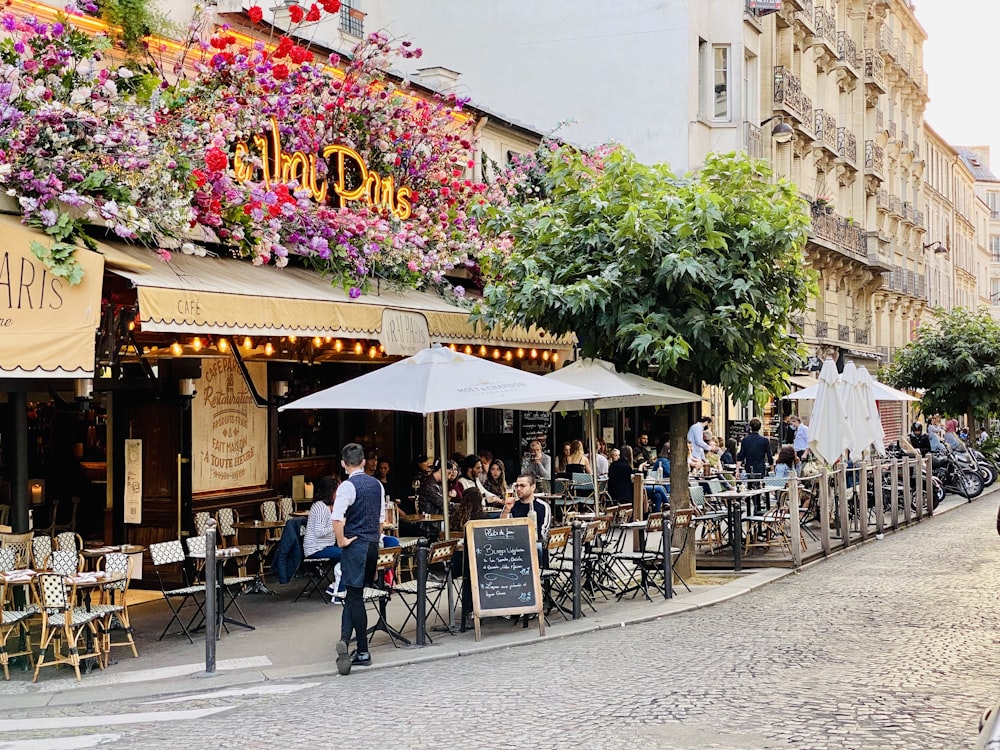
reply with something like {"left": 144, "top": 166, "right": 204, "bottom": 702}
{"left": 0, "top": 0, "right": 571, "bottom": 573}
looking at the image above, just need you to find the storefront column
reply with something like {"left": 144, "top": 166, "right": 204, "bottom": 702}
{"left": 10, "top": 391, "right": 29, "bottom": 533}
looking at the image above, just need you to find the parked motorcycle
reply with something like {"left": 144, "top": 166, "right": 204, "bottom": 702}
{"left": 967, "top": 448, "right": 998, "bottom": 488}
{"left": 930, "top": 449, "right": 984, "bottom": 500}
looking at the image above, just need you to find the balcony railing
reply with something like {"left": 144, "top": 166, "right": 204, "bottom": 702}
{"left": 814, "top": 7, "right": 837, "bottom": 47}
{"left": 902, "top": 131, "right": 910, "bottom": 151}
{"left": 800, "top": 94, "right": 814, "bottom": 138}
{"left": 864, "top": 49, "right": 886, "bottom": 90}
{"left": 744, "top": 121, "right": 763, "bottom": 159}
{"left": 882, "top": 266, "right": 927, "bottom": 299}
{"left": 877, "top": 24, "right": 893, "bottom": 56}
{"left": 838, "top": 324, "right": 851, "bottom": 342}
{"left": 774, "top": 66, "right": 803, "bottom": 120}
{"left": 875, "top": 108, "right": 884, "bottom": 131}
{"left": 815, "top": 109, "right": 838, "bottom": 151}
{"left": 838, "top": 128, "right": 857, "bottom": 164}
{"left": 900, "top": 201, "right": 911, "bottom": 222}
{"left": 865, "top": 140, "right": 884, "bottom": 177}
{"left": 816, "top": 320, "right": 829, "bottom": 338}
{"left": 888, "top": 120, "right": 897, "bottom": 141}
{"left": 876, "top": 188, "right": 889, "bottom": 211}
{"left": 913, "top": 142, "right": 921, "bottom": 160}
{"left": 889, "top": 194, "right": 901, "bottom": 216}
{"left": 855, "top": 328, "right": 870, "bottom": 345}
{"left": 810, "top": 203, "right": 868, "bottom": 261}
{"left": 914, "top": 209, "right": 924, "bottom": 228}
{"left": 837, "top": 31, "right": 860, "bottom": 70}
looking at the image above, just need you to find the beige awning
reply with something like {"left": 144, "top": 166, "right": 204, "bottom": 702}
{"left": 107, "top": 244, "right": 571, "bottom": 349}
{"left": 0, "top": 214, "right": 105, "bottom": 378}
{"left": 788, "top": 374, "right": 817, "bottom": 391}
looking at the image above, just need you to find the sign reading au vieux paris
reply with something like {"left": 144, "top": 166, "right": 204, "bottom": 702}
{"left": 192, "top": 359, "right": 268, "bottom": 493}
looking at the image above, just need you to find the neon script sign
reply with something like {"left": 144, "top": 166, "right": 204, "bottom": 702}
{"left": 233, "top": 118, "right": 413, "bottom": 220}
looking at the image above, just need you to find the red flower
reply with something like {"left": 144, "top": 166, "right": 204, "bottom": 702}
{"left": 205, "top": 148, "right": 228, "bottom": 172}
{"left": 305, "top": 4, "right": 321, "bottom": 22}
{"left": 272, "top": 63, "right": 290, "bottom": 80}
{"left": 288, "top": 4, "right": 304, "bottom": 22}
{"left": 275, "top": 36, "right": 293, "bottom": 58}
{"left": 289, "top": 45, "right": 309, "bottom": 64}
{"left": 247, "top": 5, "right": 263, "bottom": 23}
{"left": 192, "top": 169, "right": 207, "bottom": 188}
{"left": 322, "top": 0, "right": 341, "bottom": 12}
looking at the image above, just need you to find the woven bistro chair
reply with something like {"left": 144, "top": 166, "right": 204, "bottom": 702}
{"left": 91, "top": 552, "right": 138, "bottom": 661}
{"left": 32, "top": 572, "right": 104, "bottom": 682}
{"left": 1, "top": 533, "right": 32, "bottom": 570}
{"left": 31, "top": 535, "right": 53, "bottom": 570}
{"left": 49, "top": 548, "right": 82, "bottom": 577}
{"left": 0, "top": 577, "right": 35, "bottom": 680}
{"left": 185, "top": 535, "right": 254, "bottom": 632}
{"left": 392, "top": 538, "right": 460, "bottom": 638}
{"left": 362, "top": 546, "right": 406, "bottom": 648}
{"left": 216, "top": 508, "right": 261, "bottom": 579}
{"left": 148, "top": 540, "right": 207, "bottom": 644}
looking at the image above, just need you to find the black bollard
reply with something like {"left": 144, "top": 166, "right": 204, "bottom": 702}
{"left": 571, "top": 521, "right": 583, "bottom": 620}
{"left": 415, "top": 537, "right": 430, "bottom": 646}
{"left": 204, "top": 520, "right": 217, "bottom": 674}
{"left": 662, "top": 512, "right": 673, "bottom": 600}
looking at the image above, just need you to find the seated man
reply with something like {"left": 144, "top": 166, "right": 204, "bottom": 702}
{"left": 499, "top": 473, "right": 552, "bottom": 560}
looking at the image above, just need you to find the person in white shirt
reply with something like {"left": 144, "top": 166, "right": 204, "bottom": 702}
{"left": 687, "top": 416, "right": 713, "bottom": 462}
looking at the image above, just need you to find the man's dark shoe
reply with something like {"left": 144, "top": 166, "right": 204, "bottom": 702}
{"left": 351, "top": 651, "right": 372, "bottom": 667}
{"left": 335, "top": 640, "right": 351, "bottom": 676}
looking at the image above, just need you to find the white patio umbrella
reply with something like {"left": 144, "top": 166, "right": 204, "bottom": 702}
{"left": 842, "top": 362, "right": 886, "bottom": 457}
{"left": 501, "top": 358, "right": 704, "bottom": 510}
{"left": 808, "top": 358, "right": 854, "bottom": 464}
{"left": 856, "top": 366, "right": 886, "bottom": 456}
{"left": 279, "top": 345, "right": 598, "bottom": 542}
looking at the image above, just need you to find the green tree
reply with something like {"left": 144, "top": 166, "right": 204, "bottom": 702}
{"left": 886, "top": 307, "right": 1000, "bottom": 422}
{"left": 475, "top": 145, "right": 816, "bottom": 575}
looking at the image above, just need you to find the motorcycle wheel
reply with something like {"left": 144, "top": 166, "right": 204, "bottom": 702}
{"left": 932, "top": 478, "right": 945, "bottom": 507}
{"left": 958, "top": 469, "right": 985, "bottom": 499}
{"left": 979, "top": 462, "right": 998, "bottom": 487}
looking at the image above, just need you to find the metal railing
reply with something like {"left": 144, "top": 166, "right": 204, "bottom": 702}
{"left": 838, "top": 324, "right": 851, "bottom": 342}
{"left": 865, "top": 140, "right": 884, "bottom": 176}
{"left": 837, "top": 31, "right": 859, "bottom": 70}
{"left": 864, "top": 49, "right": 886, "bottom": 89}
{"left": 810, "top": 204, "right": 868, "bottom": 261}
{"left": 889, "top": 194, "right": 901, "bottom": 216}
{"left": 876, "top": 188, "right": 889, "bottom": 211}
{"left": 814, "top": 6, "right": 837, "bottom": 46}
{"left": 854, "top": 328, "right": 869, "bottom": 345}
{"left": 888, "top": 119, "right": 897, "bottom": 141}
{"left": 815, "top": 320, "right": 829, "bottom": 338}
{"left": 815, "top": 109, "right": 838, "bottom": 151}
{"left": 744, "top": 121, "right": 763, "bottom": 159}
{"left": 875, "top": 108, "right": 884, "bottom": 131}
{"left": 838, "top": 128, "right": 857, "bottom": 164}
{"left": 914, "top": 209, "right": 924, "bottom": 228}
{"left": 774, "top": 66, "right": 803, "bottom": 120}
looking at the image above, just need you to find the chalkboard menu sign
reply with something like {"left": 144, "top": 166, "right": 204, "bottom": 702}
{"left": 727, "top": 420, "right": 749, "bottom": 443}
{"left": 519, "top": 411, "right": 552, "bottom": 455}
{"left": 465, "top": 517, "right": 544, "bottom": 640}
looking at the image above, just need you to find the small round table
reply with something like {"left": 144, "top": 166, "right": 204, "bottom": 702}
{"left": 233, "top": 520, "right": 284, "bottom": 594}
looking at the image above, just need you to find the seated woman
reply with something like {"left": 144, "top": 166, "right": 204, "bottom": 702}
{"left": 773, "top": 445, "right": 799, "bottom": 479}
{"left": 554, "top": 442, "right": 572, "bottom": 478}
{"left": 566, "top": 439, "right": 592, "bottom": 476}
{"left": 480, "top": 459, "right": 507, "bottom": 509}
{"left": 607, "top": 445, "right": 635, "bottom": 505}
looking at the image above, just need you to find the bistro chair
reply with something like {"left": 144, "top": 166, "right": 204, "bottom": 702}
{"left": 0, "top": 548, "right": 17, "bottom": 573}
{"left": 91, "top": 552, "right": 138, "bottom": 661}
{"left": 539, "top": 526, "right": 572, "bottom": 621}
{"left": 55, "top": 531, "right": 83, "bottom": 554}
{"left": 0, "top": 533, "right": 32, "bottom": 569}
{"left": 32, "top": 572, "right": 104, "bottom": 682}
{"left": 691, "top": 484, "right": 727, "bottom": 555}
{"left": 31, "top": 535, "right": 53, "bottom": 570}
{"left": 215, "top": 508, "right": 260, "bottom": 579}
{"left": 362, "top": 546, "right": 406, "bottom": 648}
{"left": 393, "top": 538, "right": 460, "bottom": 638}
{"left": 0, "top": 577, "right": 35, "bottom": 680}
{"left": 667, "top": 508, "right": 693, "bottom": 594}
{"left": 278, "top": 497, "right": 294, "bottom": 522}
{"left": 148, "top": 540, "right": 206, "bottom": 644}
{"left": 185, "top": 535, "right": 254, "bottom": 631}
{"left": 193, "top": 512, "right": 211, "bottom": 537}
{"left": 50, "top": 549, "right": 82, "bottom": 577}
{"left": 613, "top": 512, "right": 664, "bottom": 602}
{"left": 260, "top": 500, "right": 283, "bottom": 562}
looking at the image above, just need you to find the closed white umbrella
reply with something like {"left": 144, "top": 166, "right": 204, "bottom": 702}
{"left": 808, "top": 358, "right": 854, "bottom": 464}
{"left": 842, "top": 362, "right": 885, "bottom": 457}
{"left": 787, "top": 379, "right": 917, "bottom": 402}
{"left": 857, "top": 367, "right": 886, "bottom": 456}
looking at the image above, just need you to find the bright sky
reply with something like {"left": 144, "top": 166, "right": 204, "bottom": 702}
{"left": 918, "top": 2, "right": 1000, "bottom": 164}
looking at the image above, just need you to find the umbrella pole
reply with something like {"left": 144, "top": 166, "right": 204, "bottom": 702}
{"left": 587, "top": 400, "right": 600, "bottom": 515}
{"left": 438, "top": 410, "right": 456, "bottom": 631}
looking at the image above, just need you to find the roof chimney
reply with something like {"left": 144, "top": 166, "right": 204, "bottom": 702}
{"left": 415, "top": 66, "right": 461, "bottom": 92}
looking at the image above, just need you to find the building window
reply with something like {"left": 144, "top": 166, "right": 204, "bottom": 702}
{"left": 340, "top": 0, "right": 364, "bottom": 37}
{"left": 988, "top": 191, "right": 1000, "bottom": 220}
{"left": 991, "top": 235, "right": 1000, "bottom": 263}
{"left": 713, "top": 45, "right": 730, "bottom": 120}
{"left": 991, "top": 278, "right": 1000, "bottom": 305}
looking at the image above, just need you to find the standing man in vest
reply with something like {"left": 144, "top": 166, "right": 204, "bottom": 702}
{"left": 333, "top": 442, "right": 385, "bottom": 676}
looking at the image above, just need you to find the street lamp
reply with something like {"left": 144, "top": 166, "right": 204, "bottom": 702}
{"left": 761, "top": 115, "right": 795, "bottom": 143}
{"left": 923, "top": 241, "right": 949, "bottom": 254}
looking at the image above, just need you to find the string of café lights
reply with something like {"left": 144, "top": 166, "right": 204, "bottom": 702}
{"left": 141, "top": 334, "right": 560, "bottom": 364}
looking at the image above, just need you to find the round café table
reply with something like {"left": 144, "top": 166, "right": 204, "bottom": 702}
{"left": 233, "top": 520, "right": 284, "bottom": 594}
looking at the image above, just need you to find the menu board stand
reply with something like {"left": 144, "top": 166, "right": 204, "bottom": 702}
{"left": 465, "top": 517, "right": 544, "bottom": 641}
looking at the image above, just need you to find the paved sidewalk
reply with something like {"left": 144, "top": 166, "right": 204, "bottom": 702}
{"left": 0, "top": 486, "right": 986, "bottom": 709}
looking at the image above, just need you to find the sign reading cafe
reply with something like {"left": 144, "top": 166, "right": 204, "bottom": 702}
{"left": 232, "top": 118, "right": 413, "bottom": 220}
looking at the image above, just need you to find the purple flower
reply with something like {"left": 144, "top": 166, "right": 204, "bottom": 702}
{"left": 349, "top": 287, "right": 361, "bottom": 299}
{"left": 51, "top": 22, "right": 64, "bottom": 37}
{"left": 2, "top": 16, "right": 16, "bottom": 32}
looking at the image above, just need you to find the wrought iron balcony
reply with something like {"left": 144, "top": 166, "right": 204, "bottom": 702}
{"left": 838, "top": 128, "right": 857, "bottom": 164}
{"left": 902, "top": 131, "right": 910, "bottom": 151}
{"left": 816, "top": 320, "right": 829, "bottom": 338}
{"left": 865, "top": 140, "right": 884, "bottom": 179}
{"left": 774, "top": 66, "right": 804, "bottom": 121}
{"left": 877, "top": 25, "right": 893, "bottom": 56}
{"left": 855, "top": 328, "right": 869, "bottom": 345}
{"left": 913, "top": 209, "right": 924, "bottom": 228}
{"left": 809, "top": 204, "right": 868, "bottom": 261}
{"left": 889, "top": 194, "right": 901, "bottom": 216}
{"left": 882, "top": 266, "right": 927, "bottom": 299}
{"left": 837, "top": 31, "right": 860, "bottom": 70}
{"left": 838, "top": 324, "right": 851, "bottom": 342}
{"left": 875, "top": 108, "right": 884, "bottom": 131}
{"left": 814, "top": 7, "right": 837, "bottom": 47}
{"left": 814, "top": 109, "right": 838, "bottom": 152}
{"left": 888, "top": 120, "right": 897, "bottom": 141}
{"left": 864, "top": 49, "right": 887, "bottom": 92}
{"left": 876, "top": 188, "right": 889, "bottom": 211}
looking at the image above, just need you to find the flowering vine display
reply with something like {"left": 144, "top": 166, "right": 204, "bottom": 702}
{"left": 0, "top": 3, "right": 491, "bottom": 296}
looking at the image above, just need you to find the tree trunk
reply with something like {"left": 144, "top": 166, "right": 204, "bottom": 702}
{"left": 669, "top": 402, "right": 694, "bottom": 578}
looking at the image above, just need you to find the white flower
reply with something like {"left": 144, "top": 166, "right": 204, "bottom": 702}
{"left": 101, "top": 80, "right": 118, "bottom": 98}
{"left": 194, "top": 244, "right": 207, "bottom": 257}
{"left": 117, "top": 67, "right": 133, "bottom": 79}
{"left": 180, "top": 242, "right": 196, "bottom": 255}
{"left": 69, "top": 87, "right": 92, "bottom": 104}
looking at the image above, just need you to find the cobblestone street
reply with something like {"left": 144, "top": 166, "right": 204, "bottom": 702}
{"left": 4, "top": 496, "right": 1000, "bottom": 750}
